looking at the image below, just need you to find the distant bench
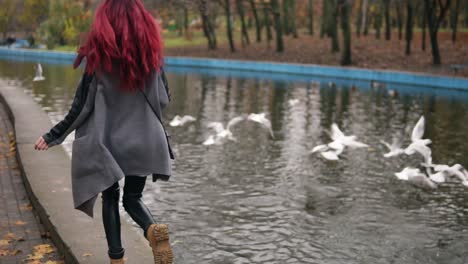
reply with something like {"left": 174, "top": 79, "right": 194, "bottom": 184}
{"left": 451, "top": 64, "right": 468, "bottom": 76}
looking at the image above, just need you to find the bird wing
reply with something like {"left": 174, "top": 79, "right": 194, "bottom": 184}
{"left": 227, "top": 116, "right": 245, "bottom": 131}
{"left": 207, "top": 122, "right": 225, "bottom": 134}
{"left": 169, "top": 115, "right": 181, "bottom": 126}
{"left": 411, "top": 116, "right": 425, "bottom": 142}
{"left": 181, "top": 115, "right": 196, "bottom": 123}
{"left": 311, "top": 144, "right": 328, "bottom": 153}
{"left": 321, "top": 151, "right": 339, "bottom": 161}
{"left": 331, "top": 124, "right": 345, "bottom": 141}
{"left": 380, "top": 140, "right": 391, "bottom": 150}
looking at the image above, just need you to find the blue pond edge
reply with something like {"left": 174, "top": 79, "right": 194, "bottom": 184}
{"left": 0, "top": 47, "right": 467, "bottom": 90}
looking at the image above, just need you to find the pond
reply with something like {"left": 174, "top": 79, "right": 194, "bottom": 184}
{"left": 2, "top": 59, "right": 468, "bottom": 264}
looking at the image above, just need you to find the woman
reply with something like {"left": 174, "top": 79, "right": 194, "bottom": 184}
{"left": 33, "top": 1, "right": 174, "bottom": 263}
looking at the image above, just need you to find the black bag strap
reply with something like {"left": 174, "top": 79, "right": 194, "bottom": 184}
{"left": 138, "top": 87, "right": 175, "bottom": 159}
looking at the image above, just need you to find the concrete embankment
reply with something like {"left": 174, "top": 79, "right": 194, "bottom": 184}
{"left": 0, "top": 80, "right": 153, "bottom": 263}
{"left": 0, "top": 47, "right": 467, "bottom": 90}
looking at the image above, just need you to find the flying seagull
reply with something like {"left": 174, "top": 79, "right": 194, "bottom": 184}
{"left": 170, "top": 115, "right": 196, "bottom": 127}
{"left": 247, "top": 113, "right": 274, "bottom": 138}
{"left": 33, "top": 63, "right": 45, "bottom": 82}
{"left": 202, "top": 116, "right": 245, "bottom": 145}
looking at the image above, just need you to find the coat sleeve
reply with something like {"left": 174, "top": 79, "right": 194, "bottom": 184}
{"left": 42, "top": 73, "right": 94, "bottom": 146}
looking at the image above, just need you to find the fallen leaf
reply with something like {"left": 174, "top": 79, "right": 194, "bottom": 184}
{"left": 3, "top": 232, "right": 16, "bottom": 240}
{"left": 0, "top": 240, "right": 9, "bottom": 246}
{"left": 33, "top": 244, "right": 55, "bottom": 254}
{"left": 15, "top": 220, "right": 27, "bottom": 226}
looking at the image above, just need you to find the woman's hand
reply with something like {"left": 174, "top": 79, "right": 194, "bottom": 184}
{"left": 34, "top": 136, "right": 49, "bottom": 151}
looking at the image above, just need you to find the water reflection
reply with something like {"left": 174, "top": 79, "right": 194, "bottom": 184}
{"left": 2, "top": 59, "right": 468, "bottom": 263}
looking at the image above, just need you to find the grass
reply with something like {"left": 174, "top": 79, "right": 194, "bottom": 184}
{"left": 48, "top": 30, "right": 230, "bottom": 52}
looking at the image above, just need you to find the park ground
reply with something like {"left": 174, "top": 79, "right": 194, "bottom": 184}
{"left": 163, "top": 30, "right": 468, "bottom": 78}
{"left": 51, "top": 29, "right": 468, "bottom": 78}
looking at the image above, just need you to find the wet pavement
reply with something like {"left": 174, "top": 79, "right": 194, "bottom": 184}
{"left": 0, "top": 101, "right": 64, "bottom": 264}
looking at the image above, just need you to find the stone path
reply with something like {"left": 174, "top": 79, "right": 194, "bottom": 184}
{"left": 0, "top": 101, "right": 64, "bottom": 264}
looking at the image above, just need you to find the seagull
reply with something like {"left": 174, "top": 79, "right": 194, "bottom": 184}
{"left": 247, "top": 113, "right": 274, "bottom": 138}
{"left": 380, "top": 138, "right": 405, "bottom": 158}
{"left": 310, "top": 123, "right": 368, "bottom": 161}
{"left": 202, "top": 116, "right": 245, "bottom": 145}
{"left": 422, "top": 163, "right": 468, "bottom": 187}
{"left": 310, "top": 144, "right": 329, "bottom": 154}
{"left": 170, "top": 115, "right": 196, "bottom": 127}
{"left": 33, "top": 63, "right": 45, "bottom": 82}
{"left": 404, "top": 116, "right": 432, "bottom": 161}
{"left": 320, "top": 143, "right": 344, "bottom": 161}
{"left": 371, "top": 80, "right": 386, "bottom": 89}
{"left": 288, "top": 99, "right": 300, "bottom": 107}
{"left": 330, "top": 124, "right": 369, "bottom": 149}
{"left": 394, "top": 167, "right": 437, "bottom": 190}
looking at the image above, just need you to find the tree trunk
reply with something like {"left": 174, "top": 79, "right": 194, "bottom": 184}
{"left": 405, "top": 2, "right": 413, "bottom": 55}
{"left": 236, "top": 0, "right": 250, "bottom": 47}
{"left": 290, "top": 0, "right": 298, "bottom": 38}
{"left": 383, "top": 0, "right": 391, "bottom": 40}
{"left": 248, "top": 0, "right": 262, "bottom": 42}
{"left": 395, "top": 0, "right": 403, "bottom": 40}
{"left": 424, "top": 0, "right": 452, "bottom": 65}
{"left": 422, "top": 1, "right": 427, "bottom": 51}
{"left": 320, "top": 0, "right": 328, "bottom": 38}
{"left": 330, "top": 0, "right": 340, "bottom": 52}
{"left": 271, "top": 0, "right": 284, "bottom": 52}
{"left": 340, "top": 0, "right": 352, "bottom": 65}
{"left": 183, "top": 6, "right": 190, "bottom": 39}
{"left": 465, "top": 0, "right": 468, "bottom": 27}
{"left": 225, "top": 0, "right": 236, "bottom": 52}
{"left": 262, "top": 0, "right": 273, "bottom": 43}
{"left": 282, "top": 0, "right": 290, "bottom": 35}
{"left": 451, "top": 0, "right": 461, "bottom": 43}
{"left": 356, "top": 0, "right": 363, "bottom": 37}
{"left": 308, "top": 0, "right": 314, "bottom": 35}
{"left": 362, "top": 0, "right": 369, "bottom": 35}
{"left": 374, "top": 14, "right": 382, "bottom": 39}
{"left": 199, "top": 0, "right": 217, "bottom": 50}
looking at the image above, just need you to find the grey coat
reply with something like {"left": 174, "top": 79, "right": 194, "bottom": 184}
{"left": 45, "top": 69, "right": 173, "bottom": 218}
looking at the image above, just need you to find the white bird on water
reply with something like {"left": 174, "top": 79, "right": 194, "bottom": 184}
{"left": 247, "top": 113, "right": 274, "bottom": 138}
{"left": 394, "top": 167, "right": 437, "bottom": 190}
{"left": 33, "top": 63, "right": 45, "bottom": 82}
{"left": 404, "top": 116, "right": 432, "bottom": 161}
{"left": 170, "top": 115, "right": 196, "bottom": 127}
{"left": 380, "top": 138, "right": 405, "bottom": 158}
{"left": 288, "top": 99, "right": 300, "bottom": 107}
{"left": 329, "top": 124, "right": 369, "bottom": 149}
{"left": 310, "top": 123, "right": 368, "bottom": 161}
{"left": 422, "top": 163, "right": 468, "bottom": 187}
{"left": 202, "top": 116, "right": 245, "bottom": 146}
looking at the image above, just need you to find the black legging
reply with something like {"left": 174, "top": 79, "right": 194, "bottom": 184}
{"left": 101, "top": 175, "right": 156, "bottom": 259}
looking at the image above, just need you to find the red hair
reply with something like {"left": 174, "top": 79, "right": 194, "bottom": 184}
{"left": 73, "top": 0, "right": 164, "bottom": 91}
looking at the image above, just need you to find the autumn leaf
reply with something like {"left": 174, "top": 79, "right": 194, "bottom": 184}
{"left": 33, "top": 243, "right": 55, "bottom": 254}
{"left": 15, "top": 220, "right": 27, "bottom": 226}
{"left": 3, "top": 232, "right": 16, "bottom": 240}
{"left": 25, "top": 253, "right": 44, "bottom": 261}
{"left": 10, "top": 249, "right": 22, "bottom": 255}
{"left": 19, "top": 204, "right": 33, "bottom": 211}
{"left": 0, "top": 240, "right": 9, "bottom": 246}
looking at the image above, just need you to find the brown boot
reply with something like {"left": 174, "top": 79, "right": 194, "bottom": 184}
{"left": 109, "top": 257, "right": 125, "bottom": 264}
{"left": 146, "top": 223, "right": 174, "bottom": 264}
